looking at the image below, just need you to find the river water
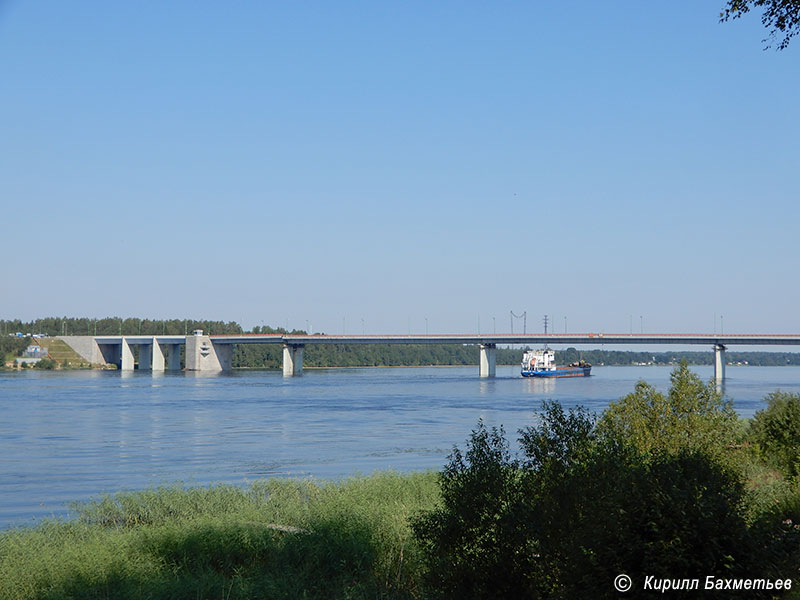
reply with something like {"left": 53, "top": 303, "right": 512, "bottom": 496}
{"left": 2, "top": 365, "right": 800, "bottom": 529}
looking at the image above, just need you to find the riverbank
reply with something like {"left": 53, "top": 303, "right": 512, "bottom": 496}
{"left": 0, "top": 471, "right": 439, "bottom": 600}
{"left": 3, "top": 463, "right": 798, "bottom": 600}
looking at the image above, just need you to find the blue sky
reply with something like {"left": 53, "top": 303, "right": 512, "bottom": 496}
{"left": 1, "top": 1, "right": 797, "bottom": 335}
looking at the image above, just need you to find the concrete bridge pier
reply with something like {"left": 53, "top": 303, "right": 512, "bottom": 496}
{"left": 139, "top": 343, "right": 153, "bottom": 371}
{"left": 121, "top": 338, "right": 135, "bottom": 371}
{"left": 479, "top": 344, "right": 496, "bottom": 378}
{"left": 149, "top": 339, "right": 165, "bottom": 371}
{"left": 283, "top": 344, "right": 304, "bottom": 377}
{"left": 167, "top": 344, "right": 182, "bottom": 371}
{"left": 714, "top": 344, "right": 726, "bottom": 385}
{"left": 185, "top": 332, "right": 232, "bottom": 372}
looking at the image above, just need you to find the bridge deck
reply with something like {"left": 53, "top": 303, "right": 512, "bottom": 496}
{"left": 61, "top": 333, "right": 800, "bottom": 379}
{"left": 206, "top": 333, "right": 800, "bottom": 346}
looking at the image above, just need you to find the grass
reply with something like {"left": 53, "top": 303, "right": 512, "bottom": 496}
{"left": 32, "top": 338, "right": 85, "bottom": 365}
{"left": 0, "top": 471, "right": 440, "bottom": 600}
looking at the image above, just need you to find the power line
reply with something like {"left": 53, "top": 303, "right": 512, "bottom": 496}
{"left": 510, "top": 310, "right": 527, "bottom": 334}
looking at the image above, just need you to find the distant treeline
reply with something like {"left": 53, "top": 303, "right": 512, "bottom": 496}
{"left": 3, "top": 318, "right": 800, "bottom": 367}
{"left": 235, "top": 347, "right": 800, "bottom": 369}
{"left": 557, "top": 348, "right": 800, "bottom": 367}
{"left": 235, "top": 344, "right": 522, "bottom": 368}
{"left": 0, "top": 317, "right": 244, "bottom": 337}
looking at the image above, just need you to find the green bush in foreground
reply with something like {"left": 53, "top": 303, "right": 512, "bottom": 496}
{"left": 0, "top": 472, "right": 439, "bottom": 600}
{"left": 413, "top": 405, "right": 800, "bottom": 599}
{"left": 749, "top": 391, "right": 800, "bottom": 479}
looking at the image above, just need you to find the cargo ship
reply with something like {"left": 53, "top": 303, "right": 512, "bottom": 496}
{"left": 521, "top": 348, "right": 591, "bottom": 378}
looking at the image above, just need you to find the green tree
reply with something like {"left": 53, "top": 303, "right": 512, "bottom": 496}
{"left": 721, "top": 0, "right": 800, "bottom": 49}
{"left": 411, "top": 421, "right": 539, "bottom": 600}
{"left": 561, "top": 347, "right": 581, "bottom": 364}
{"left": 600, "top": 361, "right": 739, "bottom": 461}
{"left": 0, "top": 335, "right": 29, "bottom": 360}
{"left": 749, "top": 391, "right": 800, "bottom": 478}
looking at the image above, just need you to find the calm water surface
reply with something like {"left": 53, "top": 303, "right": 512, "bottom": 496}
{"left": 2, "top": 365, "right": 800, "bottom": 528}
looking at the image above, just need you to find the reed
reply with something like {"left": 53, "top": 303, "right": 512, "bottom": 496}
{"left": 0, "top": 471, "right": 439, "bottom": 600}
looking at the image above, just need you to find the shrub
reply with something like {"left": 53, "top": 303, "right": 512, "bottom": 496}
{"left": 34, "top": 358, "right": 57, "bottom": 370}
{"left": 599, "top": 361, "right": 739, "bottom": 461}
{"left": 411, "top": 421, "right": 537, "bottom": 599}
{"left": 413, "top": 393, "right": 800, "bottom": 598}
{"left": 749, "top": 391, "right": 800, "bottom": 479}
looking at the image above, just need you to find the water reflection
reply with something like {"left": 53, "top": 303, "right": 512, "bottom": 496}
{"left": 478, "top": 379, "right": 496, "bottom": 395}
{"left": 522, "top": 377, "right": 556, "bottom": 395}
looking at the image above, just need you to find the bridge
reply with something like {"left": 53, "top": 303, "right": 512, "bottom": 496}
{"left": 58, "top": 331, "right": 800, "bottom": 383}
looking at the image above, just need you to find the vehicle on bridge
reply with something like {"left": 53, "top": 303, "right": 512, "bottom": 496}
{"left": 521, "top": 348, "right": 591, "bottom": 378}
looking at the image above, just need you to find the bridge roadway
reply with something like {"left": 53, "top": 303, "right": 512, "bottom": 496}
{"left": 60, "top": 332, "right": 800, "bottom": 383}
{"left": 208, "top": 332, "right": 800, "bottom": 347}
